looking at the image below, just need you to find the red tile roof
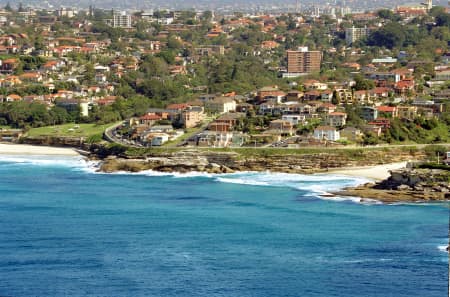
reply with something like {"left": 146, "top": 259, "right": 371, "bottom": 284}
{"left": 377, "top": 106, "right": 396, "bottom": 112}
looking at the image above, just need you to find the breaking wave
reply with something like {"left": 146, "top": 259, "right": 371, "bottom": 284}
{"left": 0, "top": 155, "right": 96, "bottom": 170}
{"left": 0, "top": 154, "right": 373, "bottom": 203}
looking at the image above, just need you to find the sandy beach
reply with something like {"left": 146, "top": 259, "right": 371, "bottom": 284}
{"left": 0, "top": 143, "right": 80, "bottom": 156}
{"left": 328, "top": 162, "right": 408, "bottom": 181}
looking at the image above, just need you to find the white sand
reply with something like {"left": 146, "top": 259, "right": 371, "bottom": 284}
{"left": 0, "top": 143, "right": 80, "bottom": 156}
{"left": 328, "top": 162, "right": 408, "bottom": 181}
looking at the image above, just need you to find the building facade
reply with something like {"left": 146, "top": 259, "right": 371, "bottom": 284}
{"left": 286, "top": 47, "right": 322, "bottom": 75}
{"left": 345, "top": 26, "right": 369, "bottom": 46}
{"left": 111, "top": 11, "right": 132, "bottom": 28}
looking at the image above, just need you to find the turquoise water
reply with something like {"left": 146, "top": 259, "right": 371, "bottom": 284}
{"left": 0, "top": 155, "right": 448, "bottom": 296}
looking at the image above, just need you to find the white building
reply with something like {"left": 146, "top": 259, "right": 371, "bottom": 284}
{"left": 151, "top": 134, "right": 169, "bottom": 146}
{"left": 314, "top": 126, "right": 340, "bottom": 141}
{"left": 57, "top": 8, "right": 77, "bottom": 18}
{"left": 204, "top": 97, "right": 236, "bottom": 114}
{"left": 111, "top": 11, "right": 132, "bottom": 28}
{"left": 345, "top": 26, "right": 369, "bottom": 46}
{"left": 282, "top": 114, "right": 306, "bottom": 126}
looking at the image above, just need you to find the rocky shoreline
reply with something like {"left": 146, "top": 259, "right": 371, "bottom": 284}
{"left": 96, "top": 148, "right": 421, "bottom": 175}
{"left": 95, "top": 150, "right": 450, "bottom": 204}
{"left": 334, "top": 168, "right": 450, "bottom": 203}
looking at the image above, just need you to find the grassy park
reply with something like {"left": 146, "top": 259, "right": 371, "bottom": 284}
{"left": 26, "top": 123, "right": 113, "bottom": 138}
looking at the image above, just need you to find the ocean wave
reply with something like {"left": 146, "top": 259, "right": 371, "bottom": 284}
{"left": 0, "top": 155, "right": 372, "bottom": 203}
{"left": 102, "top": 169, "right": 215, "bottom": 178}
{"left": 213, "top": 171, "right": 370, "bottom": 201}
{"left": 0, "top": 154, "right": 102, "bottom": 174}
{"left": 437, "top": 245, "right": 449, "bottom": 253}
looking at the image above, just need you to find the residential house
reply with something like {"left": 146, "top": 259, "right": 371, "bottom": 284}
{"left": 194, "top": 131, "right": 233, "bottom": 147}
{"left": 95, "top": 73, "right": 107, "bottom": 83}
{"left": 368, "top": 118, "right": 391, "bottom": 131}
{"left": 148, "top": 125, "right": 174, "bottom": 133}
{"left": 282, "top": 114, "right": 306, "bottom": 126}
{"left": 150, "top": 134, "right": 170, "bottom": 146}
{"left": 435, "top": 68, "right": 450, "bottom": 81}
{"left": 181, "top": 106, "right": 205, "bottom": 128}
{"left": 257, "top": 86, "right": 286, "bottom": 102}
{"left": 139, "top": 114, "right": 162, "bottom": 126}
{"left": 313, "top": 126, "right": 340, "bottom": 141}
{"left": 443, "top": 152, "right": 450, "bottom": 166}
{"left": 377, "top": 106, "right": 398, "bottom": 118}
{"left": 317, "top": 103, "right": 337, "bottom": 114}
{"left": 258, "top": 102, "right": 277, "bottom": 115}
{"left": 303, "top": 90, "right": 321, "bottom": 101}
{"left": 141, "top": 132, "right": 170, "bottom": 146}
{"left": 19, "top": 72, "right": 43, "bottom": 83}
{"left": 166, "top": 103, "right": 190, "bottom": 113}
{"left": 1, "top": 58, "right": 18, "bottom": 73}
{"left": 327, "top": 112, "right": 347, "bottom": 127}
{"left": 413, "top": 100, "right": 444, "bottom": 114}
{"left": 392, "top": 68, "right": 413, "bottom": 80}
{"left": 6, "top": 94, "right": 22, "bottom": 102}
{"left": 286, "top": 90, "right": 303, "bottom": 101}
{"left": 342, "top": 62, "right": 361, "bottom": 71}
{"left": 340, "top": 127, "right": 363, "bottom": 142}
{"left": 363, "top": 125, "right": 382, "bottom": 137}
{"left": 353, "top": 90, "right": 373, "bottom": 105}
{"left": 261, "top": 40, "right": 279, "bottom": 50}
{"left": 369, "top": 87, "right": 390, "bottom": 100}
{"left": 303, "top": 80, "right": 327, "bottom": 90}
{"left": 193, "top": 45, "right": 224, "bottom": 59}
{"left": 268, "top": 120, "right": 294, "bottom": 136}
{"left": 97, "top": 96, "right": 118, "bottom": 106}
{"left": 361, "top": 106, "right": 378, "bottom": 121}
{"left": 41, "top": 60, "right": 65, "bottom": 72}
{"left": 204, "top": 97, "right": 236, "bottom": 114}
{"left": 208, "top": 122, "right": 232, "bottom": 132}
{"left": 236, "top": 103, "right": 253, "bottom": 113}
{"left": 215, "top": 113, "right": 244, "bottom": 128}
{"left": 0, "top": 76, "right": 22, "bottom": 87}
{"left": 320, "top": 90, "right": 333, "bottom": 102}
{"left": 394, "top": 79, "right": 415, "bottom": 96}
{"left": 397, "top": 106, "right": 418, "bottom": 120}
{"left": 367, "top": 72, "right": 400, "bottom": 83}
{"left": 56, "top": 99, "right": 90, "bottom": 117}
{"left": 334, "top": 88, "right": 354, "bottom": 105}
{"left": 371, "top": 57, "right": 398, "bottom": 66}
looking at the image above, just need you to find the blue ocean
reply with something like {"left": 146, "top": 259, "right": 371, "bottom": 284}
{"left": 0, "top": 155, "right": 448, "bottom": 297}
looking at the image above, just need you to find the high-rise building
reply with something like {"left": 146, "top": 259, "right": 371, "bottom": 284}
{"left": 112, "top": 11, "right": 132, "bottom": 28}
{"left": 286, "top": 47, "right": 322, "bottom": 75}
{"left": 345, "top": 26, "right": 369, "bottom": 45}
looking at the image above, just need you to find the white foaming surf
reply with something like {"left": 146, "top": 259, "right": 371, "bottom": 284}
{"left": 0, "top": 154, "right": 100, "bottom": 173}
{"left": 214, "top": 171, "right": 372, "bottom": 203}
{"left": 0, "top": 155, "right": 374, "bottom": 203}
{"left": 437, "top": 245, "right": 449, "bottom": 253}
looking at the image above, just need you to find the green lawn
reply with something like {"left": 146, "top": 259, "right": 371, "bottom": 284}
{"left": 27, "top": 123, "right": 113, "bottom": 138}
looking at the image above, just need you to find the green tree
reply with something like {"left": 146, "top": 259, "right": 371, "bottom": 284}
{"left": 368, "top": 23, "right": 406, "bottom": 49}
{"left": 354, "top": 75, "right": 375, "bottom": 91}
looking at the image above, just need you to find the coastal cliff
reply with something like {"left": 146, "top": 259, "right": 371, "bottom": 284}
{"left": 97, "top": 148, "right": 424, "bottom": 174}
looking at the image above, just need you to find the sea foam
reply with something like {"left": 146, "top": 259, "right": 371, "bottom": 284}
{"left": 0, "top": 154, "right": 372, "bottom": 203}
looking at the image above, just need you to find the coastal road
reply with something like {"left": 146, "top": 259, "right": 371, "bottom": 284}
{"left": 104, "top": 122, "right": 450, "bottom": 151}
